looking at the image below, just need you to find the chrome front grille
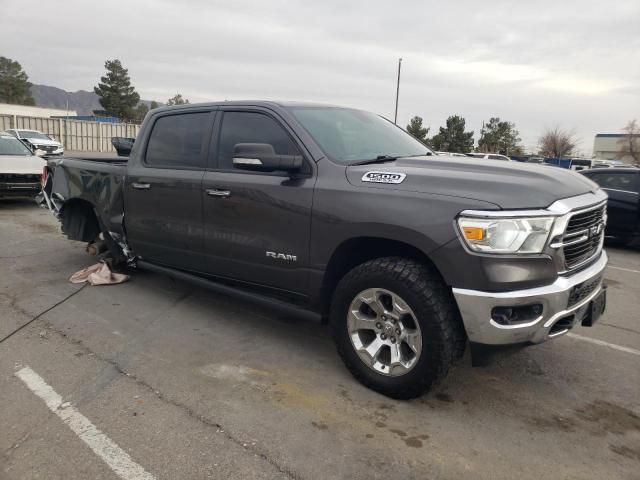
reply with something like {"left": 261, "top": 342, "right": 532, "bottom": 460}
{"left": 561, "top": 204, "right": 606, "bottom": 270}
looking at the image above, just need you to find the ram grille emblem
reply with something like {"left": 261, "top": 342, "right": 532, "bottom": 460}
{"left": 589, "top": 223, "right": 603, "bottom": 237}
{"left": 266, "top": 251, "right": 297, "bottom": 262}
{"left": 361, "top": 171, "right": 406, "bottom": 184}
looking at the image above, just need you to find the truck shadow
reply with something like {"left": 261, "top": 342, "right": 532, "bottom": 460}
{"left": 121, "top": 268, "right": 631, "bottom": 411}
{"left": 0, "top": 198, "right": 40, "bottom": 210}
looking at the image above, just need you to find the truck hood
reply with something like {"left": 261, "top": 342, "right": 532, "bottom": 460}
{"left": 0, "top": 155, "right": 47, "bottom": 174}
{"left": 345, "top": 155, "right": 599, "bottom": 209}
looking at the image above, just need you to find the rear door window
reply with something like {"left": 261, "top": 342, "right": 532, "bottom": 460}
{"left": 145, "top": 112, "right": 210, "bottom": 169}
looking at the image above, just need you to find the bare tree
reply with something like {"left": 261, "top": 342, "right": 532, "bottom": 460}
{"left": 617, "top": 119, "right": 640, "bottom": 165}
{"left": 538, "top": 127, "right": 577, "bottom": 158}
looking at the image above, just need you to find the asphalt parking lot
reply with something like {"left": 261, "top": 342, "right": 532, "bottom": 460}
{"left": 1, "top": 199, "right": 639, "bottom": 480}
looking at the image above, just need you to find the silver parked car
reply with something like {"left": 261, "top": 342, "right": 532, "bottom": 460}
{"left": 0, "top": 132, "right": 46, "bottom": 198}
{"left": 6, "top": 129, "right": 64, "bottom": 155}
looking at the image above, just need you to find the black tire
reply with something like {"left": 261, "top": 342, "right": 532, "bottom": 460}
{"left": 330, "top": 257, "right": 465, "bottom": 399}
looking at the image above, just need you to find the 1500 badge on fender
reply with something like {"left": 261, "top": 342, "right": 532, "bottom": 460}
{"left": 361, "top": 171, "right": 406, "bottom": 184}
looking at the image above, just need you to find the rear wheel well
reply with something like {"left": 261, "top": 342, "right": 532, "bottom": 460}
{"left": 60, "top": 199, "right": 101, "bottom": 242}
{"left": 321, "top": 237, "right": 444, "bottom": 315}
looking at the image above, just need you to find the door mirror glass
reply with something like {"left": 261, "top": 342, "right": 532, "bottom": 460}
{"left": 233, "top": 143, "right": 302, "bottom": 172}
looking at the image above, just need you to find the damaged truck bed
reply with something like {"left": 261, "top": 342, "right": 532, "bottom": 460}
{"left": 42, "top": 156, "right": 130, "bottom": 262}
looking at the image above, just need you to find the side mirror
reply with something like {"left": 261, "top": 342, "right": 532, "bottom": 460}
{"left": 233, "top": 143, "right": 302, "bottom": 172}
{"left": 111, "top": 137, "right": 134, "bottom": 157}
{"left": 34, "top": 149, "right": 46, "bottom": 157}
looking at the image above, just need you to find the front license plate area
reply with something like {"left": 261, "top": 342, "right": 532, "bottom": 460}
{"left": 583, "top": 288, "right": 607, "bottom": 327}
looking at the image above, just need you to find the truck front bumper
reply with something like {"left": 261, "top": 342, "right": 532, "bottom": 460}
{"left": 0, "top": 182, "right": 41, "bottom": 197}
{"left": 452, "top": 251, "right": 608, "bottom": 345}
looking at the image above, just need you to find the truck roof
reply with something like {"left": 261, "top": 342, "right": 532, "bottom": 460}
{"left": 151, "top": 100, "right": 347, "bottom": 114}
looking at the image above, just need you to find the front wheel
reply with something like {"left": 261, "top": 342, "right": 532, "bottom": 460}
{"left": 330, "top": 257, "right": 464, "bottom": 399}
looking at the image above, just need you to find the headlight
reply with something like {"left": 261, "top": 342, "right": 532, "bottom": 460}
{"left": 457, "top": 215, "right": 554, "bottom": 254}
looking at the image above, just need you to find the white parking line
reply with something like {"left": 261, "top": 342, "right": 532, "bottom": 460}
{"left": 15, "top": 367, "right": 155, "bottom": 480}
{"left": 567, "top": 333, "right": 640, "bottom": 356}
{"left": 608, "top": 265, "right": 640, "bottom": 274}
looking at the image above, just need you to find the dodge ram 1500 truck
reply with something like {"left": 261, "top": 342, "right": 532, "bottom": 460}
{"left": 41, "top": 101, "right": 608, "bottom": 399}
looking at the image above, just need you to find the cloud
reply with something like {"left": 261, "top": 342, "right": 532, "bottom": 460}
{"left": 3, "top": 0, "right": 638, "bottom": 154}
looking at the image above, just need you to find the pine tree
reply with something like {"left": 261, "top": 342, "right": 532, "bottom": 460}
{"left": 166, "top": 93, "right": 189, "bottom": 106}
{"left": 406, "top": 116, "right": 429, "bottom": 143}
{"left": 133, "top": 103, "right": 149, "bottom": 124}
{"left": 430, "top": 115, "right": 474, "bottom": 153}
{"left": 0, "top": 56, "right": 35, "bottom": 105}
{"left": 93, "top": 59, "right": 140, "bottom": 121}
{"left": 478, "top": 117, "right": 522, "bottom": 155}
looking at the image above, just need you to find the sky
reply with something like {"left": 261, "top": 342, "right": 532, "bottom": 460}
{"left": 2, "top": 0, "right": 639, "bottom": 155}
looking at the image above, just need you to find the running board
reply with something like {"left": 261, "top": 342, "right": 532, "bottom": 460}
{"left": 136, "top": 260, "right": 321, "bottom": 323}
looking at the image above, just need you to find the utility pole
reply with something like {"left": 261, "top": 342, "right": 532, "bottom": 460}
{"left": 394, "top": 58, "right": 402, "bottom": 124}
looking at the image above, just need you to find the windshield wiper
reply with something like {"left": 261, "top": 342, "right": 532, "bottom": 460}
{"left": 350, "top": 152, "right": 434, "bottom": 166}
{"left": 349, "top": 155, "right": 399, "bottom": 166}
{"left": 403, "top": 152, "right": 433, "bottom": 157}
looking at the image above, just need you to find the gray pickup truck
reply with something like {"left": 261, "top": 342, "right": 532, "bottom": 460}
{"left": 42, "top": 101, "right": 608, "bottom": 398}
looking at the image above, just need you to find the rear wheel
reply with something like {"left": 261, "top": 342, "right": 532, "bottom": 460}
{"left": 330, "top": 257, "right": 464, "bottom": 399}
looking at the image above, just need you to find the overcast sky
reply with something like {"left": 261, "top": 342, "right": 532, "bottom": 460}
{"left": 3, "top": 0, "right": 639, "bottom": 154}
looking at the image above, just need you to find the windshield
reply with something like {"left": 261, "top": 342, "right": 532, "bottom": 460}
{"left": 288, "top": 107, "right": 432, "bottom": 164}
{"left": 18, "top": 130, "right": 50, "bottom": 140}
{"left": 0, "top": 136, "right": 33, "bottom": 155}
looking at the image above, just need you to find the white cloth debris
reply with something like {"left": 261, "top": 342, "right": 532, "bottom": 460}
{"left": 69, "top": 262, "right": 129, "bottom": 286}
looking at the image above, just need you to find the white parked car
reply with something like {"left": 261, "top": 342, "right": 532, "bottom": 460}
{"left": 6, "top": 128, "right": 64, "bottom": 156}
{"left": 435, "top": 151, "right": 468, "bottom": 157}
{"left": 0, "top": 132, "right": 46, "bottom": 198}
{"left": 466, "top": 152, "right": 511, "bottom": 161}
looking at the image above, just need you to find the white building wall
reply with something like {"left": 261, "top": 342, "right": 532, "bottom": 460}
{"left": 593, "top": 135, "right": 636, "bottom": 164}
{"left": 0, "top": 103, "right": 77, "bottom": 118}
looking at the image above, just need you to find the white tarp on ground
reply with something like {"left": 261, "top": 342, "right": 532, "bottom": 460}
{"left": 69, "top": 262, "right": 129, "bottom": 286}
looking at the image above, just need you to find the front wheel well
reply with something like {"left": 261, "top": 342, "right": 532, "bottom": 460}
{"left": 320, "top": 237, "right": 444, "bottom": 315}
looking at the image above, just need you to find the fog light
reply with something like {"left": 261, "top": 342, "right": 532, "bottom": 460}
{"left": 491, "top": 304, "right": 543, "bottom": 325}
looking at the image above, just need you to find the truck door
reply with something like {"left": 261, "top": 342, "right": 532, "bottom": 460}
{"left": 124, "top": 109, "right": 216, "bottom": 271}
{"left": 201, "top": 108, "right": 315, "bottom": 295}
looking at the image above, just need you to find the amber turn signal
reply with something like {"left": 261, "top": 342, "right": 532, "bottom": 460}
{"left": 462, "top": 226, "right": 485, "bottom": 241}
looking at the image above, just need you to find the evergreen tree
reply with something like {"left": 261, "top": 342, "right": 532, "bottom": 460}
{"left": 430, "top": 115, "right": 474, "bottom": 153}
{"left": 0, "top": 56, "right": 35, "bottom": 105}
{"left": 93, "top": 59, "right": 140, "bottom": 121}
{"left": 478, "top": 117, "right": 522, "bottom": 155}
{"left": 150, "top": 101, "right": 160, "bottom": 110}
{"left": 133, "top": 103, "right": 149, "bottom": 124}
{"left": 166, "top": 93, "right": 189, "bottom": 106}
{"left": 406, "top": 116, "right": 429, "bottom": 143}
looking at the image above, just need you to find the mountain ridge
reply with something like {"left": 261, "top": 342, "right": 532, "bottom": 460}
{"left": 29, "top": 84, "right": 158, "bottom": 116}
